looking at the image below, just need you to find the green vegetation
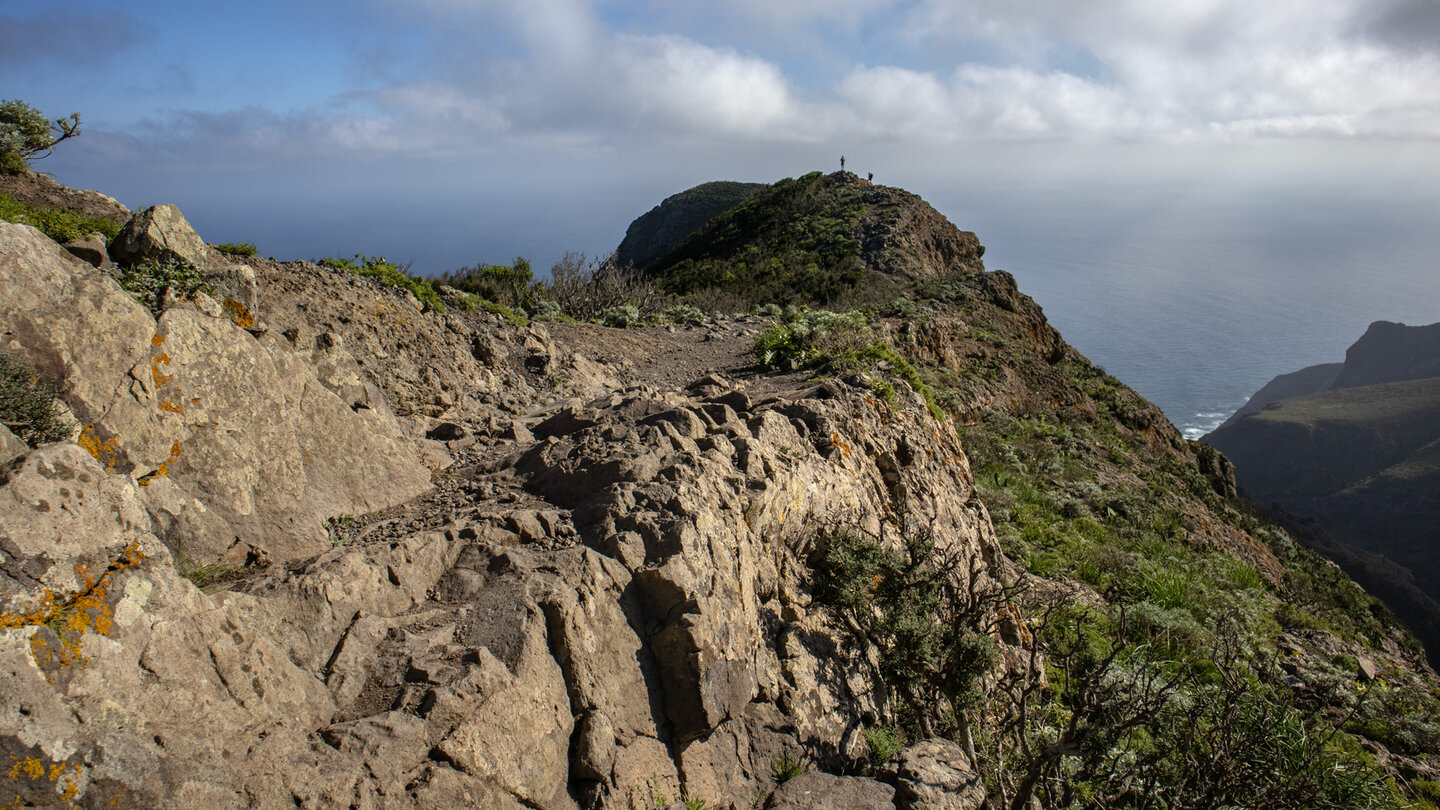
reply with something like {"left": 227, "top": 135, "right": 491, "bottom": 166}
{"left": 813, "top": 526, "right": 996, "bottom": 739}
{"left": 322, "top": 254, "right": 444, "bottom": 313}
{"left": 438, "top": 257, "right": 533, "bottom": 311}
{"left": 647, "top": 172, "right": 871, "bottom": 305}
{"left": 213, "top": 241, "right": 257, "bottom": 257}
{"left": 863, "top": 726, "right": 905, "bottom": 765}
{"left": 0, "top": 350, "right": 72, "bottom": 447}
{"left": 0, "top": 100, "right": 80, "bottom": 174}
{"left": 0, "top": 190, "right": 119, "bottom": 243}
{"left": 109, "top": 257, "right": 212, "bottom": 315}
{"left": 771, "top": 751, "right": 805, "bottom": 785}
{"left": 616, "top": 180, "right": 766, "bottom": 269}
{"left": 173, "top": 544, "right": 234, "bottom": 591}
{"left": 752, "top": 307, "right": 945, "bottom": 419}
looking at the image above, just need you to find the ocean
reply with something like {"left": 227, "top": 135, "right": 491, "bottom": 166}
{"left": 961, "top": 192, "right": 1440, "bottom": 439}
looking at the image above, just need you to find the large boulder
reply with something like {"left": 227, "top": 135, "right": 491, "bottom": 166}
{"left": 0, "top": 220, "right": 431, "bottom": 565}
{"left": 883, "top": 739, "right": 986, "bottom": 810}
{"left": 109, "top": 203, "right": 258, "bottom": 315}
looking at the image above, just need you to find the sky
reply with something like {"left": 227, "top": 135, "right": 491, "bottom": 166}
{"left": 6, "top": 0, "right": 1440, "bottom": 425}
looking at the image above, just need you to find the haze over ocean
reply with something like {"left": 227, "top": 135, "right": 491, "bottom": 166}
{"left": 965, "top": 185, "right": 1440, "bottom": 439}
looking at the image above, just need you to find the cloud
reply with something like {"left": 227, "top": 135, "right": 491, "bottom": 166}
{"left": 0, "top": 10, "right": 147, "bottom": 69}
{"left": 118, "top": 0, "right": 1440, "bottom": 169}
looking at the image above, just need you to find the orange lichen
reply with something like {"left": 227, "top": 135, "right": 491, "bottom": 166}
{"left": 158, "top": 400, "right": 185, "bottom": 415}
{"left": 0, "top": 541, "right": 146, "bottom": 678}
{"left": 137, "top": 442, "right": 183, "bottom": 487}
{"left": 222, "top": 298, "right": 255, "bottom": 329}
{"left": 150, "top": 334, "right": 166, "bottom": 347}
{"left": 149, "top": 352, "right": 172, "bottom": 389}
{"left": 76, "top": 425, "right": 122, "bottom": 474}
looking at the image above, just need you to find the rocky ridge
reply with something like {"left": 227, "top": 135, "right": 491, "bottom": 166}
{"left": 1, "top": 173, "right": 1436, "bottom": 808}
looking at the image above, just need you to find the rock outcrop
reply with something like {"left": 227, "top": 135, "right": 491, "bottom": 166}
{"left": 110, "top": 203, "right": 260, "bottom": 316}
{"left": 0, "top": 221, "right": 431, "bottom": 564}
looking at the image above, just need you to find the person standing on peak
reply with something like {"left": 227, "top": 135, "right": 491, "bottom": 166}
{"left": 840, "top": 155, "right": 846, "bottom": 171}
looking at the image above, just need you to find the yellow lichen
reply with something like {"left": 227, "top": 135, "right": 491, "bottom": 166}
{"left": 76, "top": 425, "right": 122, "bottom": 474}
{"left": 222, "top": 298, "right": 255, "bottom": 329}
{"left": 0, "top": 541, "right": 146, "bottom": 677}
{"left": 4, "top": 756, "right": 84, "bottom": 805}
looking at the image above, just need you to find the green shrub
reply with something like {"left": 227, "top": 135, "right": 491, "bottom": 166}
{"left": 1, "top": 100, "right": 80, "bottom": 174}
{"left": 752, "top": 308, "right": 872, "bottom": 369}
{"left": 213, "top": 241, "right": 257, "bottom": 256}
{"left": 108, "top": 257, "right": 212, "bottom": 315}
{"left": 438, "top": 257, "right": 533, "bottom": 310}
{"left": 323, "top": 254, "right": 445, "bottom": 313}
{"left": 814, "top": 528, "right": 996, "bottom": 736}
{"left": 481, "top": 299, "right": 527, "bottom": 327}
{"left": 661, "top": 303, "right": 707, "bottom": 325}
{"left": 863, "top": 726, "right": 905, "bottom": 765}
{"left": 771, "top": 751, "right": 805, "bottom": 784}
{"left": 0, "top": 190, "right": 119, "bottom": 243}
{"left": 0, "top": 351, "right": 72, "bottom": 447}
{"left": 602, "top": 304, "right": 643, "bottom": 328}
{"left": 529, "top": 299, "right": 574, "bottom": 322}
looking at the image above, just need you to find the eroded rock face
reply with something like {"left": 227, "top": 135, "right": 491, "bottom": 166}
{"left": 0, "top": 223, "right": 155, "bottom": 423}
{"left": 0, "top": 364, "right": 1010, "bottom": 808}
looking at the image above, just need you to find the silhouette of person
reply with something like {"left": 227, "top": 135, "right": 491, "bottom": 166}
{"left": 867, "top": 172, "right": 873, "bottom": 182}
{"left": 840, "top": 155, "right": 846, "bottom": 171}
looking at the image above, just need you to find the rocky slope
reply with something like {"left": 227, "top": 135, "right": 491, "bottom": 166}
{"left": 1, "top": 172, "right": 1437, "bottom": 809}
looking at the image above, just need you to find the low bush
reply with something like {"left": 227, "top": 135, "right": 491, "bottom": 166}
{"left": 601, "top": 304, "right": 643, "bottom": 328}
{"left": 322, "top": 254, "right": 444, "bottom": 313}
{"left": 0, "top": 351, "right": 72, "bottom": 447}
{"left": 109, "top": 257, "right": 212, "bottom": 315}
{"left": 538, "top": 252, "right": 664, "bottom": 321}
{"left": 814, "top": 526, "right": 996, "bottom": 738}
{"left": 752, "top": 308, "right": 872, "bottom": 370}
{"left": 0, "top": 190, "right": 119, "bottom": 243}
{"left": 212, "top": 241, "right": 257, "bottom": 256}
{"left": 863, "top": 726, "right": 905, "bottom": 764}
{"left": 438, "top": 257, "right": 533, "bottom": 310}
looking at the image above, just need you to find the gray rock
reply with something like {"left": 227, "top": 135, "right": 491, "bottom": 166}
{"left": 886, "top": 739, "right": 986, "bottom": 810}
{"left": 62, "top": 233, "right": 110, "bottom": 268}
{"left": 0, "top": 425, "right": 25, "bottom": 466}
{"left": 0, "top": 223, "right": 155, "bottom": 424}
{"left": 765, "top": 772, "right": 896, "bottom": 809}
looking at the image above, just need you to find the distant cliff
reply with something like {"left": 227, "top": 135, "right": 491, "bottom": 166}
{"left": 1205, "top": 319, "right": 1440, "bottom": 666}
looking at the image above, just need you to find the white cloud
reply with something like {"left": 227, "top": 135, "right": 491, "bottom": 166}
{"left": 127, "top": 0, "right": 1440, "bottom": 166}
